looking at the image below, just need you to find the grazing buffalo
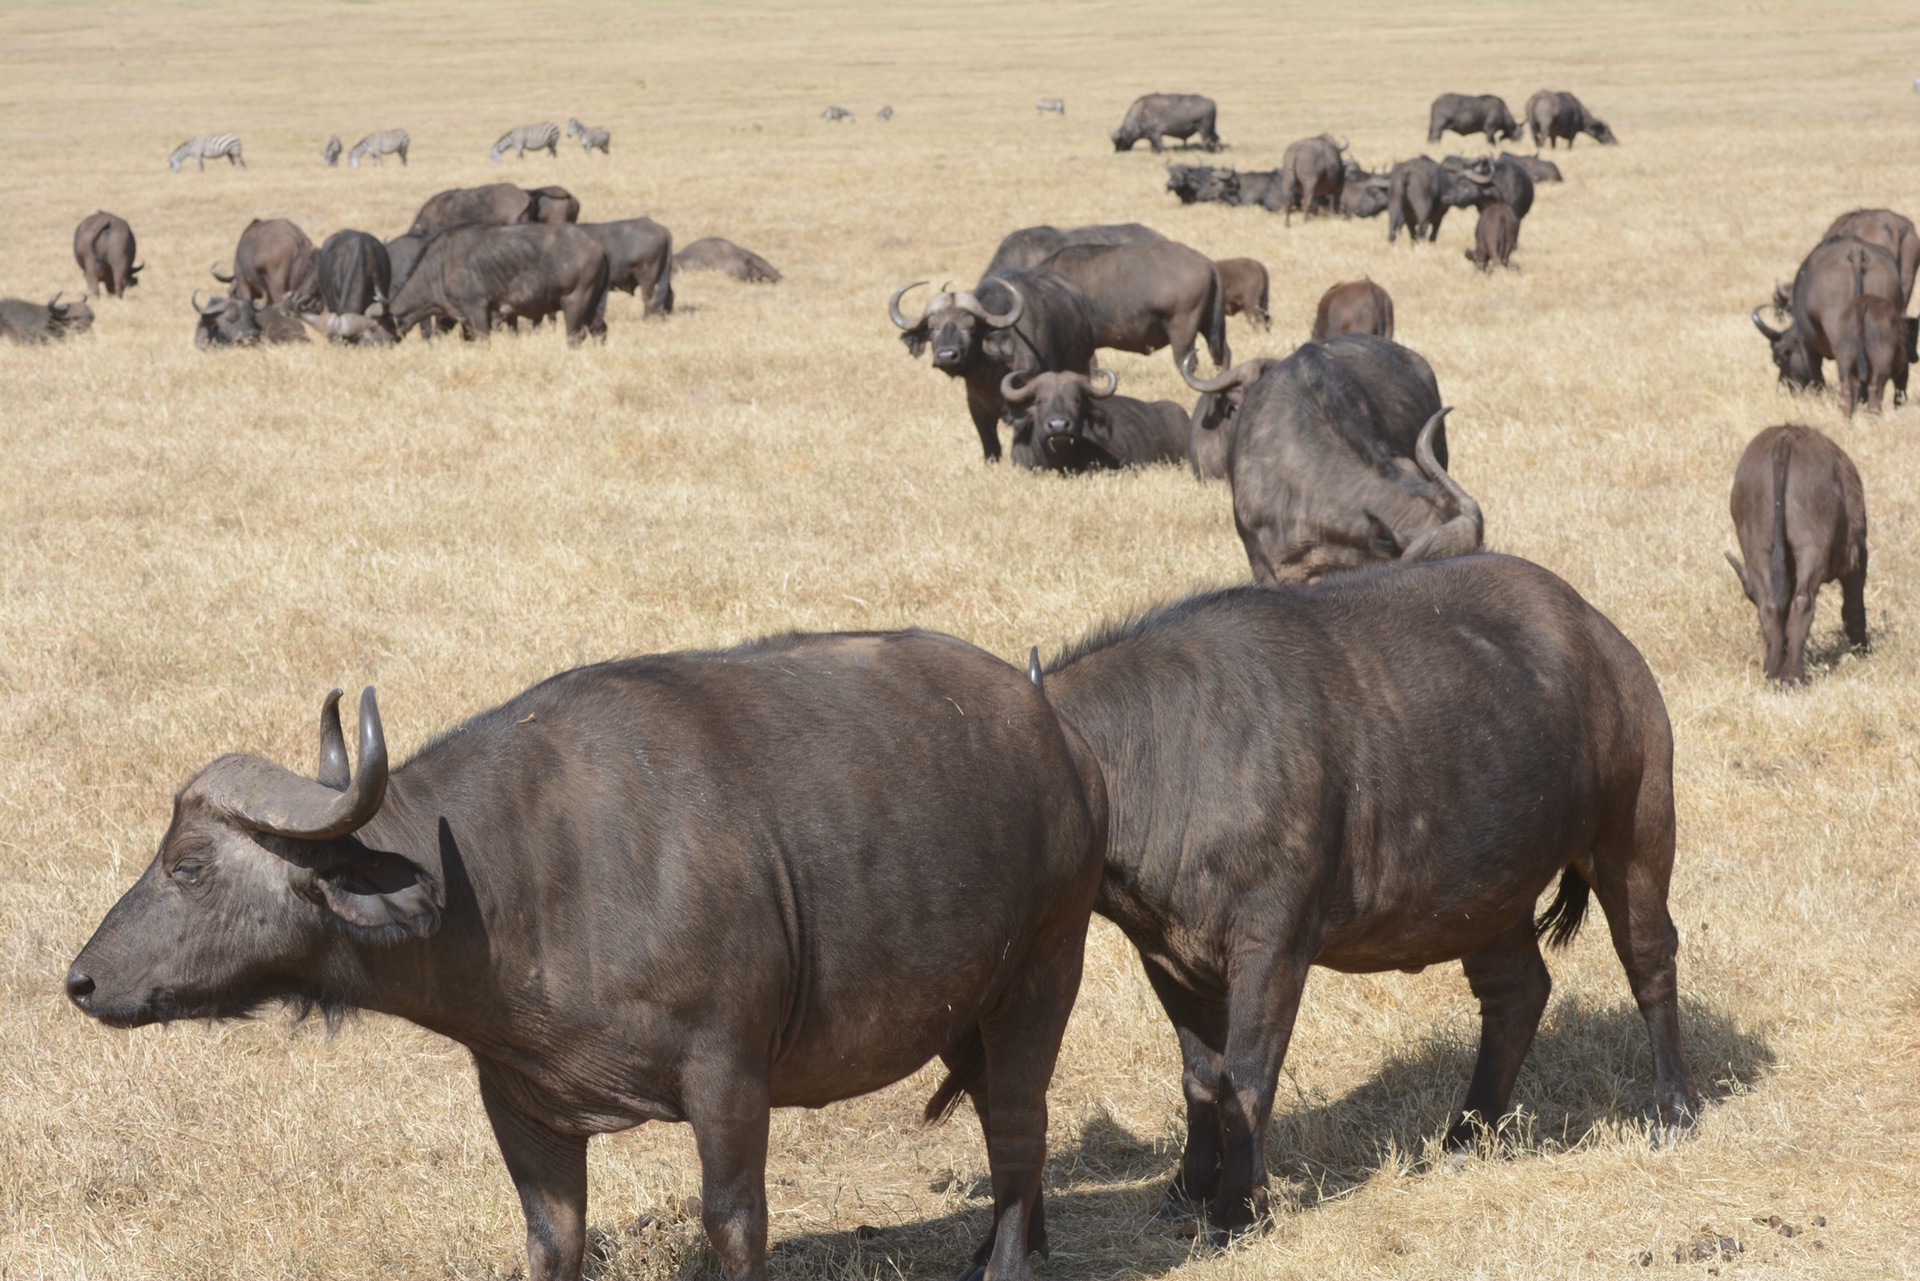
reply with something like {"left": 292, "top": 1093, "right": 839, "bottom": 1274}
{"left": 408, "top": 183, "right": 536, "bottom": 237}
{"left": 66, "top": 633, "right": 1108, "bottom": 1281}
{"left": 1338, "top": 163, "right": 1392, "bottom": 218}
{"left": 526, "top": 185, "right": 580, "bottom": 225}
{"left": 386, "top": 223, "right": 612, "bottom": 344}
{"left": 1275, "top": 134, "right": 1348, "bottom": 223}
{"left": 1725, "top": 424, "right": 1868, "bottom": 684}
{"left": 673, "top": 236, "right": 782, "bottom": 283}
{"left": 1822, "top": 208, "right": 1920, "bottom": 307}
{"left": 1215, "top": 258, "right": 1269, "bottom": 329}
{"left": 1427, "top": 93, "right": 1521, "bottom": 144}
{"left": 1444, "top": 153, "right": 1535, "bottom": 220}
{"left": 1111, "top": 93, "right": 1220, "bottom": 152}
{"left": 1183, "top": 335, "right": 1478, "bottom": 582}
{"left": 0, "top": 293, "right": 93, "bottom": 343}
{"left": 317, "top": 230, "right": 392, "bottom": 319}
{"left": 1002, "top": 365, "right": 1190, "bottom": 472}
{"left": 1038, "top": 240, "right": 1229, "bottom": 372}
{"left": 1387, "top": 156, "right": 1487, "bottom": 243}
{"left": 1041, "top": 554, "right": 1701, "bottom": 1236}
{"left": 190, "top": 291, "right": 307, "bottom": 347}
{"left": 1833, "top": 292, "right": 1910, "bottom": 414}
{"left": 1752, "top": 236, "right": 1906, "bottom": 390}
{"left": 1525, "top": 90, "right": 1617, "bottom": 148}
{"left": 889, "top": 271, "right": 1097, "bottom": 462}
{"left": 73, "top": 211, "right": 142, "bottom": 298}
{"left": 1166, "top": 163, "right": 1237, "bottom": 205}
{"left": 1502, "top": 151, "right": 1563, "bottom": 183}
{"left": 982, "top": 223, "right": 1164, "bottom": 279}
{"left": 579, "top": 218, "right": 674, "bottom": 316}
{"left": 213, "top": 218, "right": 320, "bottom": 309}
{"left": 1311, "top": 278, "right": 1395, "bottom": 342}
{"left": 1466, "top": 201, "right": 1519, "bottom": 270}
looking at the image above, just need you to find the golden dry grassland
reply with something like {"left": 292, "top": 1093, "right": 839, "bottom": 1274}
{"left": 2, "top": 1, "right": 1918, "bottom": 1277}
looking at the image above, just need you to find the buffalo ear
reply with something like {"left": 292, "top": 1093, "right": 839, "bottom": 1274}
{"left": 900, "top": 331, "right": 927, "bottom": 358}
{"left": 1724, "top": 551, "right": 1755, "bottom": 603}
{"left": 312, "top": 850, "right": 442, "bottom": 942}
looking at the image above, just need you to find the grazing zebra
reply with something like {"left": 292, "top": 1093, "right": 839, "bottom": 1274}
{"left": 322, "top": 134, "right": 342, "bottom": 166}
{"left": 169, "top": 133, "right": 244, "bottom": 171}
{"left": 489, "top": 121, "right": 560, "bottom": 162}
{"left": 877, "top": 104, "right": 894, "bottom": 122}
{"left": 349, "top": 128, "right": 409, "bottom": 167}
{"left": 567, "top": 117, "right": 611, "bottom": 154}
{"left": 1036, "top": 97, "right": 1066, "bottom": 116}
{"left": 821, "top": 105, "right": 854, "bottom": 123}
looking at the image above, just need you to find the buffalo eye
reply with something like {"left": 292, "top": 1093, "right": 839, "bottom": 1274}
{"left": 171, "top": 859, "right": 207, "bottom": 886}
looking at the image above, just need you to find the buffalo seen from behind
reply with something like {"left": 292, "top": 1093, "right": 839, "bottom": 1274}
{"left": 73, "top": 211, "right": 142, "bottom": 298}
{"left": 1823, "top": 208, "right": 1919, "bottom": 307}
{"left": 1001, "top": 365, "right": 1190, "bottom": 473}
{"left": 1428, "top": 92, "right": 1521, "bottom": 144}
{"left": 1387, "top": 155, "right": 1489, "bottom": 243}
{"left": 67, "top": 630, "right": 1108, "bottom": 1281}
{"left": 1467, "top": 201, "right": 1520, "bottom": 271}
{"left": 1111, "top": 93, "right": 1221, "bottom": 152}
{"left": 1752, "top": 233, "right": 1914, "bottom": 407}
{"left": 314, "top": 230, "right": 396, "bottom": 345}
{"left": 673, "top": 236, "right": 782, "bottom": 283}
{"left": 1274, "top": 134, "right": 1350, "bottom": 222}
{"left": 1215, "top": 257, "right": 1269, "bottom": 329}
{"left": 1310, "top": 278, "right": 1394, "bottom": 342}
{"left": 212, "top": 218, "right": 320, "bottom": 310}
{"left": 0, "top": 293, "right": 94, "bottom": 344}
{"left": 1525, "top": 89, "right": 1617, "bottom": 147}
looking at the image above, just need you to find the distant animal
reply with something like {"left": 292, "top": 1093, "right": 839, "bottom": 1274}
{"left": 821, "top": 105, "right": 854, "bottom": 123}
{"left": 579, "top": 218, "right": 674, "bottom": 316}
{"left": 0, "top": 293, "right": 93, "bottom": 343}
{"left": 1725, "top": 424, "right": 1868, "bottom": 684}
{"left": 190, "top": 291, "right": 307, "bottom": 347}
{"left": 490, "top": 121, "right": 560, "bottom": 162}
{"left": 877, "top": 105, "right": 894, "bottom": 122}
{"left": 525, "top": 185, "right": 580, "bottom": 224}
{"left": 65, "top": 634, "right": 1106, "bottom": 1281}
{"left": 1275, "top": 134, "right": 1350, "bottom": 223}
{"left": 1040, "top": 553, "right": 1701, "bottom": 1236}
{"left": 408, "top": 183, "right": 537, "bottom": 237}
{"left": 1444, "top": 153, "right": 1535, "bottom": 220}
{"left": 1466, "top": 201, "right": 1519, "bottom": 270}
{"left": 1001, "top": 365, "right": 1191, "bottom": 472}
{"left": 212, "top": 218, "right": 320, "bottom": 310}
{"left": 1501, "top": 151, "right": 1563, "bottom": 183}
{"left": 1822, "top": 208, "right": 1920, "bottom": 307}
{"left": 1387, "top": 155, "right": 1488, "bottom": 243}
{"left": 1039, "top": 239, "right": 1229, "bottom": 373}
{"left": 316, "top": 230, "right": 394, "bottom": 339}
{"left": 672, "top": 236, "right": 782, "bottom": 283}
{"left": 1752, "top": 236, "right": 1907, "bottom": 392}
{"left": 1036, "top": 97, "right": 1066, "bottom": 115}
{"left": 1428, "top": 92, "right": 1521, "bottom": 144}
{"left": 1311, "top": 278, "right": 1395, "bottom": 342}
{"left": 1337, "top": 163, "right": 1392, "bottom": 218}
{"left": 566, "top": 117, "right": 611, "bottom": 154}
{"left": 385, "top": 222, "right": 611, "bottom": 344}
{"left": 1525, "top": 90, "right": 1617, "bottom": 148}
{"left": 1111, "top": 93, "right": 1220, "bottom": 153}
{"left": 983, "top": 223, "right": 1165, "bottom": 278}
{"left": 1832, "top": 292, "right": 1909, "bottom": 415}
{"left": 1166, "top": 163, "right": 1237, "bottom": 205}
{"left": 169, "top": 132, "right": 243, "bottom": 171}
{"left": 1182, "top": 335, "right": 1479, "bottom": 581}
{"left": 73, "top": 211, "right": 142, "bottom": 298}
{"left": 349, "top": 128, "right": 409, "bottom": 167}
{"left": 1215, "top": 258, "right": 1269, "bottom": 329}
{"left": 322, "top": 135, "right": 342, "bottom": 167}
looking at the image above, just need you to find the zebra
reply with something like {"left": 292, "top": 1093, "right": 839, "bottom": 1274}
{"left": 877, "top": 105, "right": 894, "bottom": 122}
{"left": 489, "top": 121, "right": 560, "bottom": 162}
{"left": 1035, "top": 98, "right": 1066, "bottom": 116}
{"left": 322, "top": 135, "right": 342, "bottom": 166}
{"left": 821, "top": 105, "right": 854, "bottom": 123}
{"left": 349, "top": 128, "right": 409, "bottom": 167}
{"left": 169, "top": 133, "right": 244, "bottom": 171}
{"left": 566, "top": 117, "right": 611, "bottom": 154}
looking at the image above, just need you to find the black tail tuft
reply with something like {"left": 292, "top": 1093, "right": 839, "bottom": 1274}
{"left": 1534, "top": 867, "right": 1592, "bottom": 950}
{"left": 922, "top": 1037, "right": 986, "bottom": 1125}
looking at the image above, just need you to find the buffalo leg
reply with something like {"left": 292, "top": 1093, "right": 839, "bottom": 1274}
{"left": 965, "top": 384, "right": 1004, "bottom": 462}
{"left": 1447, "top": 916, "right": 1552, "bottom": 1148}
{"left": 1139, "top": 959, "right": 1228, "bottom": 1215}
{"left": 686, "top": 1071, "right": 773, "bottom": 1281}
{"left": 1841, "top": 552, "right": 1868, "bottom": 650}
{"left": 479, "top": 1073, "right": 589, "bottom": 1281}
{"left": 1781, "top": 554, "right": 1826, "bottom": 685}
{"left": 1209, "top": 949, "right": 1312, "bottom": 1238}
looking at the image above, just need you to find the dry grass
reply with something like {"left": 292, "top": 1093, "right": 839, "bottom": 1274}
{"left": 3, "top": 0, "right": 1919, "bottom": 1277}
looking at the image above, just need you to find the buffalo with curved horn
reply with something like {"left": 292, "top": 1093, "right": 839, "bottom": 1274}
{"left": 1000, "top": 363, "right": 1189, "bottom": 473}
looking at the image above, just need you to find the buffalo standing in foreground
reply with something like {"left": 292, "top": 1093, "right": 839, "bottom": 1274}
{"left": 73, "top": 211, "right": 142, "bottom": 298}
{"left": 579, "top": 218, "right": 674, "bottom": 316}
{"left": 1725, "top": 424, "right": 1868, "bottom": 684}
{"left": 1038, "top": 239, "right": 1229, "bottom": 373}
{"left": 1001, "top": 365, "right": 1191, "bottom": 472}
{"left": 1752, "top": 236, "right": 1907, "bottom": 391}
{"left": 1387, "top": 156, "right": 1487, "bottom": 243}
{"left": 1215, "top": 257, "right": 1269, "bottom": 329}
{"left": 1822, "top": 208, "right": 1920, "bottom": 307}
{"left": 982, "top": 223, "right": 1164, "bottom": 278}
{"left": 673, "top": 236, "right": 782, "bottom": 283}
{"left": 1275, "top": 134, "right": 1348, "bottom": 223}
{"left": 190, "top": 291, "right": 308, "bottom": 346}
{"left": 407, "top": 183, "right": 537, "bottom": 237}
{"left": 1310, "top": 278, "right": 1394, "bottom": 342}
{"left": 1041, "top": 554, "right": 1701, "bottom": 1236}
{"left": 387, "top": 223, "right": 611, "bottom": 344}
{"left": 1466, "top": 201, "right": 1520, "bottom": 271}
{"left": 1427, "top": 93, "right": 1521, "bottom": 144}
{"left": 67, "top": 632, "right": 1108, "bottom": 1281}
{"left": 1525, "top": 90, "right": 1617, "bottom": 148}
{"left": 1111, "top": 93, "right": 1220, "bottom": 152}
{"left": 890, "top": 271, "right": 1097, "bottom": 462}
{"left": 0, "top": 293, "right": 93, "bottom": 343}
{"left": 212, "top": 218, "right": 320, "bottom": 310}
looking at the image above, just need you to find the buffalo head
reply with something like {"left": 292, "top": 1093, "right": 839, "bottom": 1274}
{"left": 1752, "top": 305, "right": 1815, "bottom": 388}
{"left": 889, "top": 280, "right": 1024, "bottom": 374}
{"left": 1182, "top": 352, "right": 1277, "bottom": 480}
{"left": 1001, "top": 363, "right": 1118, "bottom": 448}
{"left": 193, "top": 290, "right": 262, "bottom": 347}
{"left": 48, "top": 292, "right": 94, "bottom": 337}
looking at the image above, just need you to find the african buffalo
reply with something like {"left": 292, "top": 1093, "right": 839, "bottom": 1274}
{"left": 1752, "top": 236, "right": 1906, "bottom": 391}
{"left": 1725, "top": 424, "right": 1868, "bottom": 684}
{"left": 190, "top": 291, "right": 307, "bottom": 347}
{"left": 982, "top": 223, "right": 1165, "bottom": 279}
{"left": 1427, "top": 93, "right": 1521, "bottom": 144}
{"left": 317, "top": 230, "right": 392, "bottom": 318}
{"left": 1275, "top": 134, "right": 1348, "bottom": 223}
{"left": 1444, "top": 153, "right": 1535, "bottom": 220}
{"left": 673, "top": 237, "right": 782, "bottom": 283}
{"left": 1833, "top": 293, "right": 1910, "bottom": 414}
{"left": 1041, "top": 553, "right": 1701, "bottom": 1235}
{"left": 527, "top": 185, "right": 580, "bottom": 225}
{"left": 1525, "top": 90, "right": 1617, "bottom": 148}
{"left": 1467, "top": 201, "right": 1519, "bottom": 271}
{"left": 579, "top": 218, "right": 674, "bottom": 316}
{"left": 1001, "top": 365, "right": 1190, "bottom": 472}
{"left": 890, "top": 271, "right": 1097, "bottom": 462}
{"left": 1338, "top": 164, "right": 1391, "bottom": 218}
{"left": 0, "top": 293, "right": 93, "bottom": 343}
{"left": 386, "top": 223, "right": 611, "bottom": 344}
{"left": 1166, "top": 163, "right": 1236, "bottom": 205}
{"left": 1224, "top": 169, "right": 1287, "bottom": 212}
{"left": 1310, "top": 278, "right": 1395, "bottom": 342}
{"left": 212, "top": 218, "right": 320, "bottom": 310}
{"left": 1183, "top": 335, "right": 1478, "bottom": 582}
{"left": 1387, "top": 156, "right": 1487, "bottom": 243}
{"left": 1111, "top": 93, "right": 1220, "bottom": 152}
{"left": 1823, "top": 208, "right": 1920, "bottom": 308}
{"left": 73, "top": 211, "right": 142, "bottom": 298}
{"left": 1038, "top": 240, "right": 1228, "bottom": 372}
{"left": 407, "top": 183, "right": 536, "bottom": 238}
{"left": 1216, "top": 258, "right": 1269, "bottom": 329}
{"left": 1501, "top": 152, "right": 1563, "bottom": 183}
{"left": 67, "top": 632, "right": 1108, "bottom": 1281}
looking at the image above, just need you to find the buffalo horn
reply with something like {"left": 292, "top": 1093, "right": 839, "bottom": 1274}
{"left": 974, "top": 280, "right": 1023, "bottom": 328}
{"left": 1181, "top": 349, "right": 1265, "bottom": 394}
{"left": 1750, "top": 307, "right": 1785, "bottom": 342}
{"left": 209, "top": 264, "right": 234, "bottom": 283}
{"left": 46, "top": 292, "right": 62, "bottom": 310}
{"left": 887, "top": 280, "right": 929, "bottom": 330}
{"left": 316, "top": 689, "right": 350, "bottom": 790}
{"left": 201, "top": 686, "right": 389, "bottom": 840}
{"left": 1000, "top": 369, "right": 1038, "bottom": 405}
{"left": 1087, "top": 365, "right": 1119, "bottom": 398}
{"left": 191, "top": 290, "right": 225, "bottom": 316}
{"left": 1401, "top": 408, "right": 1484, "bottom": 562}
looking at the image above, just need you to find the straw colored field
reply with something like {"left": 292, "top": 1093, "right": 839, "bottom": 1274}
{"left": 1, "top": 1, "right": 1917, "bottom": 1277}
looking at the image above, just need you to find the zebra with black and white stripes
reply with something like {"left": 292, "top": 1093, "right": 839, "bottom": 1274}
{"left": 567, "top": 118, "right": 610, "bottom": 155}
{"left": 169, "top": 133, "right": 244, "bottom": 171}
{"left": 349, "top": 128, "right": 410, "bottom": 167}
{"left": 489, "top": 122, "right": 560, "bottom": 162}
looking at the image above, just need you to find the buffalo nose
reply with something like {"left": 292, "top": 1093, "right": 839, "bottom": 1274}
{"left": 1047, "top": 417, "right": 1070, "bottom": 432}
{"left": 935, "top": 348, "right": 957, "bottom": 361}
{"left": 65, "top": 966, "right": 94, "bottom": 1006}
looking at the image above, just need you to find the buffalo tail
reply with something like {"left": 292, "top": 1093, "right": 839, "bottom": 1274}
{"left": 922, "top": 1033, "right": 987, "bottom": 1125}
{"left": 1767, "top": 431, "right": 1792, "bottom": 616}
{"left": 1534, "top": 867, "right": 1592, "bottom": 950}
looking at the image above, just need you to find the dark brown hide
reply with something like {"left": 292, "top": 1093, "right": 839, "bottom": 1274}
{"left": 1427, "top": 93, "right": 1520, "bottom": 144}
{"left": 386, "top": 223, "right": 611, "bottom": 344}
{"left": 407, "top": 183, "right": 537, "bottom": 237}
{"left": 1002, "top": 367, "right": 1189, "bottom": 472}
{"left": 1753, "top": 236, "right": 1903, "bottom": 390}
{"left": 982, "top": 223, "right": 1165, "bottom": 279}
{"left": 73, "top": 211, "right": 141, "bottom": 298}
{"left": 1822, "top": 208, "right": 1920, "bottom": 308}
{"left": 1214, "top": 258, "right": 1269, "bottom": 329}
{"left": 526, "top": 186, "right": 580, "bottom": 224}
{"left": 579, "top": 218, "right": 674, "bottom": 316}
{"left": 1501, "top": 152, "right": 1563, "bottom": 183}
{"left": 215, "top": 218, "right": 319, "bottom": 309}
{"left": 1832, "top": 294, "right": 1910, "bottom": 415}
{"left": 1466, "top": 201, "right": 1519, "bottom": 271}
{"left": 1038, "top": 240, "right": 1228, "bottom": 371}
{"left": 1275, "top": 134, "right": 1348, "bottom": 223}
{"left": 1310, "top": 278, "right": 1395, "bottom": 342}
{"left": 672, "top": 236, "right": 782, "bottom": 283}
{"left": 0, "top": 293, "right": 94, "bottom": 343}
{"left": 1386, "top": 156, "right": 1484, "bottom": 244}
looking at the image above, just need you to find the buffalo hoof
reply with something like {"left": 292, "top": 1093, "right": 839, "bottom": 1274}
{"left": 1153, "top": 1191, "right": 1203, "bottom": 1223}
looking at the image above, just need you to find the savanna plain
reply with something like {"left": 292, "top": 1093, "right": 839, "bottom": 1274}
{"left": 2, "top": 2, "right": 1917, "bottom": 1277}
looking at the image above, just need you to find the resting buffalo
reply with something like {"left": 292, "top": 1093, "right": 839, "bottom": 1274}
{"left": 0, "top": 293, "right": 93, "bottom": 343}
{"left": 1037, "top": 240, "right": 1228, "bottom": 372}
{"left": 386, "top": 223, "right": 611, "bottom": 344}
{"left": 1823, "top": 208, "right": 1920, "bottom": 308}
{"left": 1111, "top": 93, "right": 1220, "bottom": 152}
{"left": 73, "top": 211, "right": 142, "bottom": 298}
{"left": 1166, "top": 163, "right": 1236, "bottom": 205}
{"left": 1725, "top": 424, "right": 1868, "bottom": 684}
{"left": 190, "top": 291, "right": 308, "bottom": 347}
{"left": 1427, "top": 93, "right": 1521, "bottom": 144}
{"left": 407, "top": 183, "right": 537, "bottom": 237}
{"left": 673, "top": 236, "right": 782, "bottom": 283}
{"left": 1444, "top": 153, "right": 1535, "bottom": 220}
{"left": 889, "top": 270, "right": 1097, "bottom": 462}
{"left": 1215, "top": 258, "right": 1269, "bottom": 329}
{"left": 1337, "top": 163, "right": 1391, "bottom": 218}
{"left": 982, "top": 223, "right": 1164, "bottom": 278}
{"left": 1183, "top": 335, "right": 1479, "bottom": 582}
{"left": 213, "top": 218, "right": 320, "bottom": 309}
{"left": 1224, "top": 169, "right": 1287, "bottom": 212}
{"left": 1387, "top": 156, "right": 1487, "bottom": 243}
{"left": 1467, "top": 201, "right": 1519, "bottom": 271}
{"left": 1001, "top": 365, "right": 1190, "bottom": 472}
{"left": 1275, "top": 134, "right": 1348, "bottom": 223}
{"left": 527, "top": 185, "right": 580, "bottom": 224}
{"left": 1501, "top": 151, "right": 1563, "bottom": 183}
{"left": 580, "top": 218, "right": 674, "bottom": 316}
{"left": 1752, "top": 236, "right": 1907, "bottom": 391}
{"left": 1525, "top": 90, "right": 1617, "bottom": 148}
{"left": 1040, "top": 553, "right": 1700, "bottom": 1235}
{"left": 66, "top": 632, "right": 1107, "bottom": 1281}
{"left": 1311, "top": 278, "right": 1394, "bottom": 342}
